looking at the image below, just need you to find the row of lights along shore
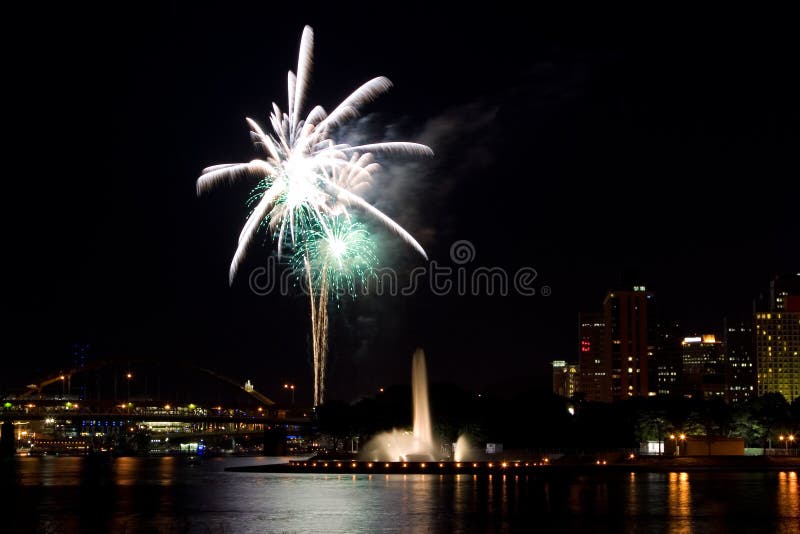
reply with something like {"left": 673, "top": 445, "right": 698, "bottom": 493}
{"left": 286, "top": 459, "right": 593, "bottom": 470}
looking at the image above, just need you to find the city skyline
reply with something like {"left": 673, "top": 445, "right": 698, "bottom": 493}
{"left": 554, "top": 273, "right": 800, "bottom": 404}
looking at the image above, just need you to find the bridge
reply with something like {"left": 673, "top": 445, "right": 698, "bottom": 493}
{"left": 1, "top": 359, "right": 314, "bottom": 456}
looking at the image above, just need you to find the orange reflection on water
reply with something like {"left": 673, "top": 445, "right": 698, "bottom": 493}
{"left": 777, "top": 471, "right": 798, "bottom": 519}
{"left": 115, "top": 456, "right": 176, "bottom": 487}
{"left": 668, "top": 471, "right": 691, "bottom": 533}
{"left": 627, "top": 472, "right": 638, "bottom": 516}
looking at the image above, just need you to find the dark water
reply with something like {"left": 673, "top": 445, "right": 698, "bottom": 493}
{"left": 2, "top": 456, "right": 798, "bottom": 533}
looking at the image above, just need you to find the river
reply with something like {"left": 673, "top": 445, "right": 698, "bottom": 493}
{"left": 2, "top": 456, "right": 798, "bottom": 533}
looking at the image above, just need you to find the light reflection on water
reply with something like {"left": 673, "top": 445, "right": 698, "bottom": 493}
{"left": 2, "top": 457, "right": 799, "bottom": 533}
{"left": 668, "top": 471, "right": 691, "bottom": 534}
{"left": 778, "top": 471, "right": 798, "bottom": 520}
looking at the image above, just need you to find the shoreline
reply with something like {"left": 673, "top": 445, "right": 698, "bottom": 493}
{"left": 225, "top": 456, "right": 800, "bottom": 475}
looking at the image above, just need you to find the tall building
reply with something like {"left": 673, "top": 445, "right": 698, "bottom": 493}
{"left": 578, "top": 312, "right": 610, "bottom": 402}
{"left": 651, "top": 321, "right": 683, "bottom": 397}
{"left": 603, "top": 286, "right": 652, "bottom": 400}
{"left": 755, "top": 274, "right": 800, "bottom": 402}
{"left": 552, "top": 360, "right": 580, "bottom": 398}
{"left": 724, "top": 318, "right": 755, "bottom": 403}
{"left": 770, "top": 273, "right": 800, "bottom": 312}
{"left": 755, "top": 312, "right": 800, "bottom": 401}
{"left": 682, "top": 334, "right": 726, "bottom": 399}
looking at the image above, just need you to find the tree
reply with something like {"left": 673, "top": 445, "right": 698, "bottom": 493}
{"left": 316, "top": 400, "right": 355, "bottom": 452}
{"left": 753, "top": 393, "right": 791, "bottom": 446}
{"left": 730, "top": 405, "right": 766, "bottom": 447}
{"left": 634, "top": 408, "right": 667, "bottom": 443}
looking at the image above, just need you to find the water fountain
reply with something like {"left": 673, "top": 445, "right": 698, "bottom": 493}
{"left": 359, "top": 348, "right": 436, "bottom": 461}
{"left": 453, "top": 434, "right": 480, "bottom": 462}
{"left": 229, "top": 348, "right": 552, "bottom": 474}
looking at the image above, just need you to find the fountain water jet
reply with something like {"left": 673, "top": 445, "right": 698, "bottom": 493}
{"left": 411, "top": 348, "right": 433, "bottom": 457}
{"left": 359, "top": 348, "right": 437, "bottom": 461}
{"left": 453, "top": 434, "right": 479, "bottom": 462}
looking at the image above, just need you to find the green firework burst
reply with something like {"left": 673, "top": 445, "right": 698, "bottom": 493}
{"left": 293, "top": 214, "right": 378, "bottom": 298}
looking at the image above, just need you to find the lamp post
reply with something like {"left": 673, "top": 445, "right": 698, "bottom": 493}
{"left": 670, "top": 433, "right": 687, "bottom": 456}
{"left": 284, "top": 384, "right": 295, "bottom": 404}
{"left": 126, "top": 372, "right": 133, "bottom": 401}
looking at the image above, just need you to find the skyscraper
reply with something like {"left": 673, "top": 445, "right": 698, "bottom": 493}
{"left": 551, "top": 360, "right": 580, "bottom": 398}
{"left": 770, "top": 273, "right": 800, "bottom": 312}
{"left": 682, "top": 334, "right": 726, "bottom": 399}
{"left": 755, "top": 312, "right": 800, "bottom": 401}
{"left": 651, "top": 321, "right": 683, "bottom": 397}
{"left": 578, "top": 312, "right": 610, "bottom": 402}
{"left": 724, "top": 318, "right": 755, "bottom": 403}
{"left": 755, "top": 274, "right": 800, "bottom": 402}
{"left": 603, "top": 286, "right": 652, "bottom": 400}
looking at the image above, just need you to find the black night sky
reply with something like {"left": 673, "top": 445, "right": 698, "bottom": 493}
{"left": 7, "top": 5, "right": 799, "bottom": 403}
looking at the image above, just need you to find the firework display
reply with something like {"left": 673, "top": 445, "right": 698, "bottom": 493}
{"left": 198, "top": 25, "right": 430, "bottom": 406}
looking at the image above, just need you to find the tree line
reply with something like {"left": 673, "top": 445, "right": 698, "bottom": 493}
{"left": 316, "top": 384, "right": 800, "bottom": 451}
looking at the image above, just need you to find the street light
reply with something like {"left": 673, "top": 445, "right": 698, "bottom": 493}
{"left": 126, "top": 372, "right": 133, "bottom": 401}
{"left": 670, "top": 433, "right": 687, "bottom": 456}
{"left": 284, "top": 383, "right": 295, "bottom": 404}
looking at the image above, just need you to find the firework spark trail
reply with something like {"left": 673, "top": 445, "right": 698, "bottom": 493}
{"left": 198, "top": 25, "right": 429, "bottom": 406}
{"left": 297, "top": 215, "right": 377, "bottom": 405}
{"left": 305, "top": 256, "right": 320, "bottom": 406}
{"left": 306, "top": 264, "right": 330, "bottom": 407}
{"left": 316, "top": 273, "right": 329, "bottom": 406}
{"left": 304, "top": 251, "right": 330, "bottom": 407}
